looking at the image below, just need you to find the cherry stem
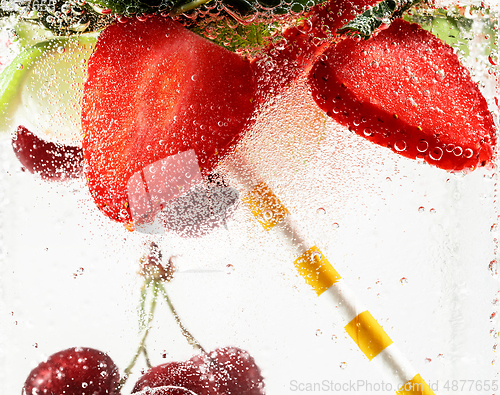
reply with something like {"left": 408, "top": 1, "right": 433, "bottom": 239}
{"left": 117, "top": 280, "right": 158, "bottom": 391}
{"left": 157, "top": 282, "right": 206, "bottom": 354}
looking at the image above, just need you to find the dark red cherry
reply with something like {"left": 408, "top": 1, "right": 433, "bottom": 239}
{"left": 23, "top": 347, "right": 120, "bottom": 395}
{"left": 132, "top": 358, "right": 216, "bottom": 395}
{"left": 209, "top": 347, "right": 265, "bottom": 395}
{"left": 12, "top": 125, "right": 83, "bottom": 180}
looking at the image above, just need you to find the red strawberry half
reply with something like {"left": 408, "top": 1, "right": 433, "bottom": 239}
{"left": 82, "top": 16, "right": 256, "bottom": 224}
{"left": 308, "top": 19, "right": 496, "bottom": 171}
{"left": 251, "top": 0, "right": 380, "bottom": 104}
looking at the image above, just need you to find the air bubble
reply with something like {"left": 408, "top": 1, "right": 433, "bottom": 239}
{"left": 311, "top": 251, "right": 322, "bottom": 261}
{"left": 316, "top": 208, "right": 326, "bottom": 215}
{"left": 416, "top": 140, "right": 428, "bottom": 153}
{"left": 57, "top": 46, "right": 65, "bottom": 54}
{"left": 339, "top": 362, "right": 347, "bottom": 369}
{"left": 191, "top": 75, "right": 198, "bottom": 81}
{"left": 363, "top": 128, "right": 373, "bottom": 137}
{"left": 418, "top": 206, "right": 425, "bottom": 213}
{"left": 370, "top": 61, "right": 379, "bottom": 69}
{"left": 429, "top": 147, "right": 443, "bottom": 161}
{"left": 400, "top": 277, "right": 408, "bottom": 284}
{"left": 453, "top": 146, "right": 463, "bottom": 156}
{"left": 394, "top": 140, "right": 407, "bottom": 152}
{"left": 464, "top": 148, "right": 474, "bottom": 158}
{"left": 434, "top": 69, "right": 445, "bottom": 81}
{"left": 263, "top": 210, "right": 273, "bottom": 220}
{"left": 332, "top": 223, "right": 339, "bottom": 229}
{"left": 489, "top": 260, "right": 498, "bottom": 277}
{"left": 406, "top": 97, "right": 417, "bottom": 107}
{"left": 16, "top": 63, "right": 23, "bottom": 70}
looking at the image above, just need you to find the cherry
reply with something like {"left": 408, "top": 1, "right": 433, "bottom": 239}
{"left": 23, "top": 347, "right": 120, "bottom": 395}
{"left": 132, "top": 358, "right": 216, "bottom": 395}
{"left": 132, "top": 347, "right": 265, "bottom": 395}
{"left": 208, "top": 347, "right": 265, "bottom": 395}
{"left": 134, "top": 387, "right": 199, "bottom": 395}
{"left": 12, "top": 125, "right": 83, "bottom": 181}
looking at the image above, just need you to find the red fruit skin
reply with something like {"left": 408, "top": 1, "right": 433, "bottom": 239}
{"left": 251, "top": 0, "right": 379, "bottom": 104}
{"left": 82, "top": 16, "right": 256, "bottom": 224}
{"left": 132, "top": 359, "right": 217, "bottom": 395}
{"left": 12, "top": 126, "right": 83, "bottom": 180}
{"left": 132, "top": 347, "right": 265, "bottom": 395}
{"left": 208, "top": 347, "right": 265, "bottom": 395}
{"left": 308, "top": 19, "right": 496, "bottom": 172}
{"left": 134, "top": 387, "right": 197, "bottom": 395}
{"left": 23, "top": 347, "right": 120, "bottom": 395}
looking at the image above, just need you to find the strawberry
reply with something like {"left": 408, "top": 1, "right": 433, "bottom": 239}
{"left": 308, "top": 18, "right": 496, "bottom": 171}
{"left": 251, "top": 0, "right": 380, "bottom": 103}
{"left": 12, "top": 125, "right": 83, "bottom": 180}
{"left": 82, "top": 16, "right": 256, "bottom": 224}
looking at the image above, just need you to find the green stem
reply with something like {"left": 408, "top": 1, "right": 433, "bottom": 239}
{"left": 170, "top": 0, "right": 213, "bottom": 16}
{"left": 157, "top": 282, "right": 206, "bottom": 353}
{"left": 117, "top": 281, "right": 159, "bottom": 391}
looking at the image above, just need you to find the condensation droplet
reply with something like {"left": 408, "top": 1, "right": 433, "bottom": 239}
{"left": 339, "top": 362, "right": 347, "bottom": 369}
{"left": 16, "top": 63, "right": 23, "bottom": 70}
{"left": 370, "top": 61, "right": 379, "bottom": 68}
{"left": 57, "top": 46, "right": 65, "bottom": 54}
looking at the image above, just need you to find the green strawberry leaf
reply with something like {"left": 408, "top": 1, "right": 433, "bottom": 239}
{"left": 338, "top": 0, "right": 422, "bottom": 39}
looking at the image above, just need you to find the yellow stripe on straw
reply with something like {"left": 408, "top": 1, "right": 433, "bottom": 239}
{"left": 241, "top": 178, "right": 434, "bottom": 395}
{"left": 397, "top": 374, "right": 436, "bottom": 395}
{"left": 242, "top": 182, "right": 289, "bottom": 230}
{"left": 345, "top": 310, "right": 393, "bottom": 360}
{"left": 293, "top": 246, "right": 341, "bottom": 295}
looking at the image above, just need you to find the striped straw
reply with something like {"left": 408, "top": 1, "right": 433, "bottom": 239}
{"left": 223, "top": 152, "right": 435, "bottom": 395}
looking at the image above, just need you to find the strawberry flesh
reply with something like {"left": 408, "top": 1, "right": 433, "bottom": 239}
{"left": 308, "top": 19, "right": 496, "bottom": 171}
{"left": 82, "top": 16, "right": 256, "bottom": 224}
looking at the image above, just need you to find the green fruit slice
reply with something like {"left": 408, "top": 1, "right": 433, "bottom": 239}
{"left": 0, "top": 34, "right": 96, "bottom": 146}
